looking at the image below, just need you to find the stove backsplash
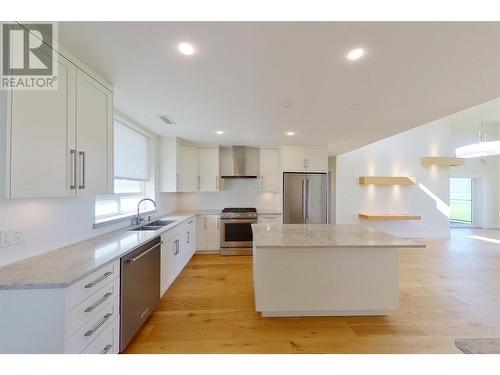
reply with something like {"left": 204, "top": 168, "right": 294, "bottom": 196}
{"left": 176, "top": 179, "right": 280, "bottom": 211}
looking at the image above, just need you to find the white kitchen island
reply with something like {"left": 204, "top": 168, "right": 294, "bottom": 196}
{"left": 251, "top": 224, "right": 424, "bottom": 317}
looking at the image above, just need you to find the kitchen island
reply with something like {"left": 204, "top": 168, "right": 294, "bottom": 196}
{"left": 251, "top": 224, "right": 424, "bottom": 317}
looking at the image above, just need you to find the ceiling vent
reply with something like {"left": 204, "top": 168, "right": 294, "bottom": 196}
{"left": 158, "top": 114, "right": 176, "bottom": 126}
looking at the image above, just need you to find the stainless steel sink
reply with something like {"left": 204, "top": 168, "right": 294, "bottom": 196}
{"left": 130, "top": 220, "right": 175, "bottom": 231}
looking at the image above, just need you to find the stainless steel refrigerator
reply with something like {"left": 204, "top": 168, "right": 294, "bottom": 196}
{"left": 283, "top": 172, "right": 328, "bottom": 224}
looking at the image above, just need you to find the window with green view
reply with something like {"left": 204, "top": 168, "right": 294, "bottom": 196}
{"left": 450, "top": 177, "right": 473, "bottom": 224}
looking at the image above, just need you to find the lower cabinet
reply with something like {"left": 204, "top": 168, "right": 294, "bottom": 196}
{"left": 0, "top": 260, "right": 121, "bottom": 354}
{"left": 196, "top": 215, "right": 220, "bottom": 252}
{"left": 160, "top": 218, "right": 196, "bottom": 297}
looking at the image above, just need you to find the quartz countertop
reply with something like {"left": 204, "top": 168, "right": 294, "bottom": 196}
{"left": 251, "top": 224, "right": 425, "bottom": 248}
{"left": 0, "top": 212, "right": 199, "bottom": 290}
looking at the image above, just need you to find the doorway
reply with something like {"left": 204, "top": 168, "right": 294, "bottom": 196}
{"left": 449, "top": 177, "right": 475, "bottom": 226}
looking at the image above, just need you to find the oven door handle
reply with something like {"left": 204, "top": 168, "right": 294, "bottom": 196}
{"left": 220, "top": 219, "right": 257, "bottom": 224}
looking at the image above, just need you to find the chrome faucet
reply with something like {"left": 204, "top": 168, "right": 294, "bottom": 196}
{"left": 134, "top": 198, "right": 156, "bottom": 225}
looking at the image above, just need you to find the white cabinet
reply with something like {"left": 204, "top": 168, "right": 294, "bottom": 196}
{"left": 281, "top": 145, "right": 328, "bottom": 172}
{"left": 180, "top": 144, "right": 199, "bottom": 192}
{"left": 259, "top": 148, "right": 279, "bottom": 192}
{"left": 159, "top": 138, "right": 182, "bottom": 192}
{"left": 257, "top": 214, "right": 282, "bottom": 224}
{"left": 199, "top": 147, "right": 220, "bottom": 191}
{"left": 2, "top": 45, "right": 113, "bottom": 199}
{"left": 75, "top": 69, "right": 113, "bottom": 195}
{"left": 8, "top": 52, "right": 77, "bottom": 199}
{"left": 0, "top": 260, "right": 120, "bottom": 353}
{"left": 196, "top": 215, "right": 220, "bottom": 252}
{"left": 160, "top": 218, "right": 197, "bottom": 297}
{"left": 160, "top": 140, "right": 220, "bottom": 192}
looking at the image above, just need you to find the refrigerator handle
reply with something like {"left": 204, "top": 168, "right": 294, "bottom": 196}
{"left": 305, "top": 178, "right": 310, "bottom": 219}
{"left": 302, "top": 179, "right": 306, "bottom": 220}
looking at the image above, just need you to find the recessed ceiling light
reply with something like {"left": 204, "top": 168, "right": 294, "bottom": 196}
{"left": 281, "top": 101, "right": 292, "bottom": 108}
{"left": 347, "top": 48, "right": 365, "bottom": 61}
{"left": 178, "top": 42, "right": 195, "bottom": 55}
{"left": 215, "top": 130, "right": 224, "bottom": 135}
{"left": 286, "top": 131, "right": 296, "bottom": 136}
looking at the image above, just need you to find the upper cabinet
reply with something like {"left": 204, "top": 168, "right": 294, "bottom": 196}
{"left": 160, "top": 139, "right": 220, "bottom": 193}
{"left": 281, "top": 145, "right": 328, "bottom": 172}
{"left": 259, "top": 148, "right": 279, "bottom": 192}
{"left": 1, "top": 42, "right": 113, "bottom": 199}
{"left": 75, "top": 70, "right": 113, "bottom": 196}
{"left": 199, "top": 147, "right": 220, "bottom": 191}
{"left": 180, "top": 143, "right": 200, "bottom": 192}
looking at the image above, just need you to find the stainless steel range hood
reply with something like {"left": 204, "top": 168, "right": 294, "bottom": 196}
{"left": 221, "top": 146, "right": 258, "bottom": 178}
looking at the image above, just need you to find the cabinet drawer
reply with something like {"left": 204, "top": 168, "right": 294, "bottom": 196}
{"left": 81, "top": 315, "right": 119, "bottom": 354}
{"left": 258, "top": 215, "right": 282, "bottom": 223}
{"left": 66, "top": 260, "right": 120, "bottom": 309}
{"left": 66, "top": 296, "right": 119, "bottom": 354}
{"left": 67, "top": 277, "right": 120, "bottom": 336}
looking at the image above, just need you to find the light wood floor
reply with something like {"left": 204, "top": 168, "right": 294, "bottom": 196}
{"left": 124, "top": 228, "right": 500, "bottom": 354}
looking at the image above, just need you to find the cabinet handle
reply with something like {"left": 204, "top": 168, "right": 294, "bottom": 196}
{"left": 174, "top": 239, "right": 179, "bottom": 255}
{"left": 78, "top": 151, "right": 86, "bottom": 189}
{"left": 176, "top": 174, "right": 179, "bottom": 190}
{"left": 197, "top": 176, "right": 200, "bottom": 190}
{"left": 84, "top": 292, "right": 113, "bottom": 313}
{"left": 84, "top": 313, "right": 112, "bottom": 337}
{"left": 70, "top": 149, "right": 77, "bottom": 189}
{"left": 217, "top": 219, "right": 219, "bottom": 229}
{"left": 101, "top": 344, "right": 112, "bottom": 354}
{"left": 187, "top": 230, "right": 190, "bottom": 244}
{"left": 215, "top": 176, "right": 219, "bottom": 190}
{"left": 85, "top": 271, "right": 113, "bottom": 289}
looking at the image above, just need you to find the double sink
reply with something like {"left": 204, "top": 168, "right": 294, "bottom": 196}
{"left": 131, "top": 219, "right": 175, "bottom": 231}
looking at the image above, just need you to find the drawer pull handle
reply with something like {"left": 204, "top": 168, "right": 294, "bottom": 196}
{"left": 101, "top": 344, "right": 112, "bottom": 354}
{"left": 84, "top": 292, "right": 113, "bottom": 313}
{"left": 85, "top": 272, "right": 113, "bottom": 289}
{"left": 84, "top": 313, "right": 112, "bottom": 337}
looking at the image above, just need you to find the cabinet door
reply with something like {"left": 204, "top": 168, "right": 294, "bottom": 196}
{"left": 9, "top": 51, "right": 77, "bottom": 198}
{"left": 304, "top": 145, "right": 328, "bottom": 171}
{"left": 160, "top": 238, "right": 175, "bottom": 297}
{"left": 199, "top": 147, "right": 219, "bottom": 191}
{"left": 207, "top": 215, "right": 221, "bottom": 250}
{"left": 184, "top": 219, "right": 196, "bottom": 261}
{"left": 180, "top": 144, "right": 199, "bottom": 192}
{"left": 196, "top": 215, "right": 209, "bottom": 251}
{"left": 281, "top": 145, "right": 306, "bottom": 172}
{"left": 76, "top": 69, "right": 113, "bottom": 196}
{"left": 259, "top": 148, "right": 279, "bottom": 192}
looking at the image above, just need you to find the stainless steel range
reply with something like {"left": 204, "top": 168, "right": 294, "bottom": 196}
{"left": 220, "top": 207, "right": 257, "bottom": 256}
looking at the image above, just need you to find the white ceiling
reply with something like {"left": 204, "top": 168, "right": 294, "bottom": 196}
{"left": 58, "top": 22, "right": 500, "bottom": 155}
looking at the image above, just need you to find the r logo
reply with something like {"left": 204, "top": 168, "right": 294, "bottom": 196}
{"left": 2, "top": 23, "right": 53, "bottom": 76}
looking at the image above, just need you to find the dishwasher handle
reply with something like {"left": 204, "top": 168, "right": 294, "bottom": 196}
{"left": 126, "top": 241, "right": 163, "bottom": 263}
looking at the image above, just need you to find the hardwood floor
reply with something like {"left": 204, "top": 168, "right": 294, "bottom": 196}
{"left": 124, "top": 228, "right": 500, "bottom": 354}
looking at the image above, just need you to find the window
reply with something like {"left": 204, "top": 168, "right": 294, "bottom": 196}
{"left": 95, "top": 119, "right": 154, "bottom": 224}
{"left": 450, "top": 177, "right": 473, "bottom": 224}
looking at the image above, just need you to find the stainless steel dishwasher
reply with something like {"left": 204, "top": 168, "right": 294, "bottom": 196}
{"left": 120, "top": 237, "right": 161, "bottom": 352}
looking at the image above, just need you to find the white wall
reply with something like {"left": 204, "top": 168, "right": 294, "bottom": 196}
{"left": 336, "top": 119, "right": 452, "bottom": 238}
{"left": 449, "top": 120, "right": 500, "bottom": 228}
{"left": 176, "top": 178, "right": 280, "bottom": 210}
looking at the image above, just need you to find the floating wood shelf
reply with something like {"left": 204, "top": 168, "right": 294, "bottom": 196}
{"left": 358, "top": 176, "right": 416, "bottom": 185}
{"left": 421, "top": 156, "right": 465, "bottom": 167}
{"left": 359, "top": 213, "right": 422, "bottom": 221}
